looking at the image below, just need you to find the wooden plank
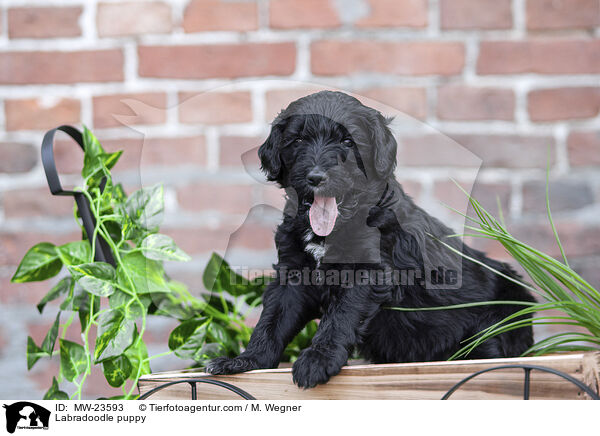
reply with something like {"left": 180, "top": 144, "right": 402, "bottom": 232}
{"left": 138, "top": 352, "right": 599, "bottom": 400}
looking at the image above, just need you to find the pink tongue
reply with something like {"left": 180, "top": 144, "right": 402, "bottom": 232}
{"left": 309, "top": 196, "right": 338, "bottom": 236}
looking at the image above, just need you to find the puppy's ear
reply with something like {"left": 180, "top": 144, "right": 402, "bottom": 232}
{"left": 258, "top": 123, "right": 284, "bottom": 182}
{"left": 372, "top": 115, "right": 397, "bottom": 178}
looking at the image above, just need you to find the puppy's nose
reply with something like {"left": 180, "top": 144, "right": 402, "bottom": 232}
{"left": 307, "top": 169, "right": 327, "bottom": 187}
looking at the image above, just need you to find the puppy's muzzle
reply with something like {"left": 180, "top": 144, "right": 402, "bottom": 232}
{"left": 307, "top": 168, "right": 328, "bottom": 187}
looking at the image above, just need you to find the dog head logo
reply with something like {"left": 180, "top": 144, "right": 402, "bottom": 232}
{"left": 3, "top": 402, "right": 50, "bottom": 433}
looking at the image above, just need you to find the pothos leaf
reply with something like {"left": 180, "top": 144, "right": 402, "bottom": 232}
{"left": 94, "top": 309, "right": 135, "bottom": 363}
{"left": 67, "top": 262, "right": 116, "bottom": 297}
{"left": 125, "top": 184, "right": 164, "bottom": 231}
{"left": 11, "top": 242, "right": 62, "bottom": 283}
{"left": 56, "top": 241, "right": 92, "bottom": 266}
{"left": 102, "top": 355, "right": 133, "bottom": 388}
{"left": 78, "top": 292, "right": 100, "bottom": 333}
{"left": 117, "top": 251, "right": 170, "bottom": 294}
{"left": 59, "top": 339, "right": 87, "bottom": 382}
{"left": 41, "top": 312, "right": 61, "bottom": 355}
{"left": 37, "top": 277, "right": 73, "bottom": 314}
{"left": 124, "top": 329, "right": 150, "bottom": 378}
{"left": 26, "top": 336, "right": 45, "bottom": 370}
{"left": 168, "top": 318, "right": 209, "bottom": 360}
{"left": 43, "top": 376, "right": 69, "bottom": 400}
{"left": 141, "top": 234, "right": 191, "bottom": 262}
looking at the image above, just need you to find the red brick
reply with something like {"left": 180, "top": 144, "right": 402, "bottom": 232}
{"left": 527, "top": 0, "right": 600, "bottom": 30}
{"left": 468, "top": 220, "right": 600, "bottom": 261}
{"left": 441, "top": 0, "right": 512, "bottom": 29}
{"left": 0, "top": 274, "right": 63, "bottom": 305}
{"left": 358, "top": 87, "right": 427, "bottom": 120}
{"left": 522, "top": 179, "right": 594, "bottom": 214}
{"left": 0, "top": 231, "right": 80, "bottom": 266}
{"left": 265, "top": 87, "right": 330, "bottom": 120}
{"left": 270, "top": 0, "right": 340, "bottom": 29}
{"left": 8, "top": 7, "right": 82, "bottom": 39}
{"left": 311, "top": 40, "right": 465, "bottom": 76}
{"left": 400, "top": 134, "right": 555, "bottom": 168}
{"left": 5, "top": 98, "right": 80, "bottom": 131}
{"left": 260, "top": 184, "right": 286, "bottom": 211}
{"left": 100, "top": 136, "right": 206, "bottom": 169}
{"left": 177, "top": 183, "right": 254, "bottom": 214}
{"left": 93, "top": 92, "right": 167, "bottom": 129}
{"left": 567, "top": 131, "right": 600, "bottom": 167}
{"left": 219, "top": 136, "right": 262, "bottom": 168}
{"left": 179, "top": 91, "right": 253, "bottom": 125}
{"left": 0, "top": 50, "right": 124, "bottom": 84}
{"left": 138, "top": 43, "right": 296, "bottom": 79}
{"left": 397, "top": 179, "right": 423, "bottom": 202}
{"left": 3, "top": 188, "right": 74, "bottom": 219}
{"left": 512, "top": 221, "right": 600, "bottom": 258}
{"left": 356, "top": 0, "right": 428, "bottom": 27}
{"left": 437, "top": 86, "right": 515, "bottom": 121}
{"left": 570, "top": 256, "right": 600, "bottom": 291}
{"left": 0, "top": 142, "right": 37, "bottom": 173}
{"left": 434, "top": 180, "right": 511, "bottom": 218}
{"left": 477, "top": 40, "right": 600, "bottom": 75}
{"left": 184, "top": 0, "right": 258, "bottom": 32}
{"left": 164, "top": 222, "right": 275, "bottom": 254}
{"left": 97, "top": 2, "right": 172, "bottom": 37}
{"left": 528, "top": 87, "right": 600, "bottom": 122}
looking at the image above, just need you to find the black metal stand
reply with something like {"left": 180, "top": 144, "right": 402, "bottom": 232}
{"left": 441, "top": 364, "right": 600, "bottom": 400}
{"left": 137, "top": 379, "right": 256, "bottom": 400}
{"left": 41, "top": 125, "right": 115, "bottom": 266}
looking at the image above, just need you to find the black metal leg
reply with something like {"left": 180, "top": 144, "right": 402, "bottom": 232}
{"left": 523, "top": 368, "right": 531, "bottom": 400}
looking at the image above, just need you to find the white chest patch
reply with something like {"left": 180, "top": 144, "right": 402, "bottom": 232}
{"left": 305, "top": 242, "right": 326, "bottom": 262}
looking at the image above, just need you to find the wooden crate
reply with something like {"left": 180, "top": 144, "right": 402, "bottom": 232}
{"left": 138, "top": 352, "right": 600, "bottom": 400}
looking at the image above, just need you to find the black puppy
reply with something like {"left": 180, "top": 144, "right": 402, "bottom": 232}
{"left": 207, "top": 91, "right": 535, "bottom": 388}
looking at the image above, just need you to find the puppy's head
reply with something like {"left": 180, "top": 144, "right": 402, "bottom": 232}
{"left": 258, "top": 91, "right": 397, "bottom": 236}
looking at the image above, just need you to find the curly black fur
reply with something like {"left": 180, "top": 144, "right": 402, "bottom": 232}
{"left": 207, "top": 91, "right": 535, "bottom": 388}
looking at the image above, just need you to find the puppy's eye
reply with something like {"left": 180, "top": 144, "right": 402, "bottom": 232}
{"left": 343, "top": 138, "right": 353, "bottom": 147}
{"left": 295, "top": 137, "right": 304, "bottom": 143}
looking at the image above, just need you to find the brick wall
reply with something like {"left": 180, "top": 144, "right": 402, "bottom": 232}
{"left": 0, "top": 0, "right": 599, "bottom": 398}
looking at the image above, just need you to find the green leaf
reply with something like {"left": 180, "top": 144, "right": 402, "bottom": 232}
{"left": 125, "top": 184, "right": 164, "bottom": 231}
{"left": 78, "top": 292, "right": 100, "bottom": 333}
{"left": 41, "top": 312, "right": 61, "bottom": 355}
{"left": 102, "top": 355, "right": 132, "bottom": 387}
{"left": 43, "top": 377, "right": 69, "bottom": 400}
{"left": 60, "top": 282, "right": 86, "bottom": 311}
{"left": 81, "top": 126, "right": 121, "bottom": 186}
{"left": 68, "top": 262, "right": 116, "bottom": 297}
{"left": 168, "top": 318, "right": 209, "bottom": 360}
{"left": 202, "top": 252, "right": 265, "bottom": 298}
{"left": 94, "top": 309, "right": 135, "bottom": 363}
{"left": 109, "top": 289, "right": 151, "bottom": 320}
{"left": 117, "top": 251, "right": 169, "bottom": 294}
{"left": 59, "top": 339, "right": 87, "bottom": 382}
{"left": 11, "top": 242, "right": 62, "bottom": 283}
{"left": 37, "top": 277, "right": 73, "bottom": 314}
{"left": 141, "top": 234, "right": 191, "bottom": 262}
{"left": 26, "top": 336, "right": 45, "bottom": 370}
{"left": 56, "top": 241, "right": 92, "bottom": 266}
{"left": 83, "top": 125, "right": 104, "bottom": 157}
{"left": 85, "top": 151, "right": 122, "bottom": 187}
{"left": 124, "top": 330, "right": 150, "bottom": 378}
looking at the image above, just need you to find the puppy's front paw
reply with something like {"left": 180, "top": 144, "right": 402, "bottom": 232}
{"left": 205, "top": 356, "right": 259, "bottom": 375}
{"left": 292, "top": 347, "right": 345, "bottom": 389}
